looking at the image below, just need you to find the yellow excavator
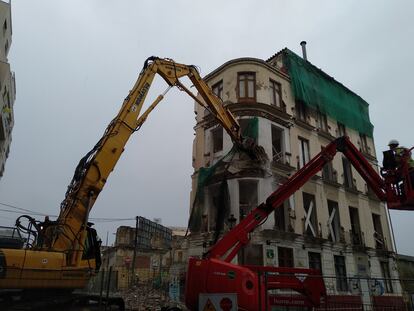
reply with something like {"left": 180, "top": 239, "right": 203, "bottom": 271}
{"left": 0, "top": 57, "right": 264, "bottom": 304}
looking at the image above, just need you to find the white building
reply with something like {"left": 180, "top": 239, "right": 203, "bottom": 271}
{"left": 188, "top": 46, "right": 402, "bottom": 304}
{"left": 0, "top": 0, "right": 15, "bottom": 178}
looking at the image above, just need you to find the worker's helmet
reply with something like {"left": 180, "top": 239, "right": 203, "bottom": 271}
{"left": 388, "top": 139, "right": 399, "bottom": 146}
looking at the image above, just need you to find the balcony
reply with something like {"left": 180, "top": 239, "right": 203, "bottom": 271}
{"left": 327, "top": 226, "right": 346, "bottom": 244}
{"left": 343, "top": 177, "right": 359, "bottom": 194}
{"left": 322, "top": 168, "right": 341, "bottom": 188}
{"left": 346, "top": 229, "right": 366, "bottom": 251}
{"left": 271, "top": 151, "right": 295, "bottom": 172}
{"left": 374, "top": 231, "right": 387, "bottom": 251}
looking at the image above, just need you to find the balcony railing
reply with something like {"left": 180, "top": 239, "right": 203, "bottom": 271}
{"left": 346, "top": 229, "right": 365, "bottom": 247}
{"left": 322, "top": 168, "right": 338, "bottom": 184}
{"left": 374, "top": 231, "right": 387, "bottom": 250}
{"left": 272, "top": 150, "right": 284, "bottom": 164}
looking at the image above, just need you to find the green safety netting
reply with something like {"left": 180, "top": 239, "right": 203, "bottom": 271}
{"left": 282, "top": 49, "right": 374, "bottom": 137}
{"left": 187, "top": 117, "right": 259, "bottom": 233}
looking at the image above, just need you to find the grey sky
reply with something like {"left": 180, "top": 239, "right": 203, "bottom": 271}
{"left": 1, "top": 0, "right": 413, "bottom": 254}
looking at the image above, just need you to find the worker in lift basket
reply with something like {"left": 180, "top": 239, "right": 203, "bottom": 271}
{"left": 388, "top": 139, "right": 414, "bottom": 187}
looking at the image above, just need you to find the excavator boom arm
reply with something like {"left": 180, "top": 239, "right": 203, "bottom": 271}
{"left": 50, "top": 57, "right": 243, "bottom": 265}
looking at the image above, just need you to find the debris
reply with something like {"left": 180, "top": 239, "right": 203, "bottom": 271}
{"left": 122, "top": 283, "right": 188, "bottom": 311}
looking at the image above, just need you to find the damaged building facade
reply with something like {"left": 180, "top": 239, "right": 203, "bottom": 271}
{"left": 189, "top": 46, "right": 402, "bottom": 302}
{"left": 0, "top": 0, "right": 15, "bottom": 179}
{"left": 101, "top": 218, "right": 188, "bottom": 290}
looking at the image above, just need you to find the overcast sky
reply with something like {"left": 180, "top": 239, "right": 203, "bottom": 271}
{"left": 0, "top": 1, "right": 413, "bottom": 255}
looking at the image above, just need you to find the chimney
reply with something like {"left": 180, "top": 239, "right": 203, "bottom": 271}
{"left": 300, "top": 41, "right": 307, "bottom": 61}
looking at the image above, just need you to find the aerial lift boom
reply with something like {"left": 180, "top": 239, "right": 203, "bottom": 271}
{"left": 185, "top": 136, "right": 414, "bottom": 310}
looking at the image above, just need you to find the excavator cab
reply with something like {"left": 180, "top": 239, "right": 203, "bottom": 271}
{"left": 381, "top": 148, "right": 414, "bottom": 210}
{"left": 81, "top": 224, "right": 102, "bottom": 272}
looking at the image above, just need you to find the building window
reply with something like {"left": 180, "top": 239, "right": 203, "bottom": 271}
{"left": 3, "top": 20, "right": 6, "bottom": 34}
{"left": 334, "top": 255, "right": 348, "bottom": 292}
{"left": 208, "top": 183, "right": 220, "bottom": 231}
{"left": 317, "top": 109, "right": 328, "bottom": 132}
{"left": 298, "top": 137, "right": 310, "bottom": 168}
{"left": 308, "top": 252, "right": 322, "bottom": 271}
{"left": 322, "top": 161, "right": 336, "bottom": 183}
{"left": 342, "top": 157, "right": 355, "bottom": 189}
{"left": 239, "top": 244, "right": 263, "bottom": 266}
{"left": 274, "top": 201, "right": 288, "bottom": 231}
{"left": 4, "top": 40, "right": 8, "bottom": 54}
{"left": 295, "top": 101, "right": 307, "bottom": 122}
{"left": 372, "top": 213, "right": 385, "bottom": 249}
{"left": 271, "top": 125, "right": 284, "bottom": 163}
{"left": 237, "top": 72, "right": 255, "bottom": 101}
{"left": 337, "top": 122, "right": 346, "bottom": 137}
{"left": 322, "top": 146, "right": 336, "bottom": 182}
{"left": 239, "top": 179, "right": 258, "bottom": 220}
{"left": 380, "top": 261, "right": 393, "bottom": 293}
{"left": 303, "top": 192, "right": 318, "bottom": 237}
{"left": 0, "top": 121, "right": 5, "bottom": 141}
{"left": 349, "top": 206, "right": 363, "bottom": 245}
{"left": 359, "top": 133, "right": 370, "bottom": 154}
{"left": 327, "top": 200, "right": 341, "bottom": 243}
{"left": 211, "top": 127, "right": 223, "bottom": 153}
{"left": 212, "top": 80, "right": 223, "bottom": 100}
{"left": 269, "top": 79, "right": 282, "bottom": 109}
{"left": 278, "top": 247, "right": 294, "bottom": 267}
{"left": 177, "top": 250, "right": 183, "bottom": 263}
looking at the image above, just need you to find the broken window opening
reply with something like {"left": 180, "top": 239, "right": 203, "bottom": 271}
{"left": 372, "top": 213, "right": 385, "bottom": 250}
{"left": 211, "top": 127, "right": 223, "bottom": 153}
{"left": 271, "top": 125, "right": 284, "bottom": 164}
{"left": 317, "top": 109, "right": 328, "bottom": 132}
{"left": 359, "top": 132, "right": 370, "bottom": 154}
{"left": 212, "top": 80, "right": 223, "bottom": 100}
{"left": 308, "top": 252, "right": 322, "bottom": 271}
{"left": 334, "top": 255, "right": 348, "bottom": 292}
{"left": 278, "top": 246, "right": 294, "bottom": 267}
{"left": 238, "top": 179, "right": 258, "bottom": 221}
{"left": 349, "top": 206, "right": 363, "bottom": 246}
{"left": 298, "top": 137, "right": 310, "bottom": 168}
{"left": 302, "top": 192, "right": 318, "bottom": 237}
{"left": 0, "top": 119, "right": 5, "bottom": 141}
{"left": 208, "top": 181, "right": 230, "bottom": 240}
{"left": 342, "top": 157, "right": 355, "bottom": 189}
{"left": 274, "top": 201, "right": 288, "bottom": 231}
{"left": 239, "top": 118, "right": 257, "bottom": 143}
{"left": 322, "top": 146, "right": 336, "bottom": 183}
{"left": 380, "top": 261, "right": 393, "bottom": 293}
{"left": 295, "top": 101, "right": 307, "bottom": 122}
{"left": 238, "top": 244, "right": 263, "bottom": 266}
{"left": 322, "top": 161, "right": 336, "bottom": 183}
{"left": 337, "top": 122, "right": 346, "bottom": 137}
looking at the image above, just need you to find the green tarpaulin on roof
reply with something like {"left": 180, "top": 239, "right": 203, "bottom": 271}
{"left": 282, "top": 49, "right": 374, "bottom": 137}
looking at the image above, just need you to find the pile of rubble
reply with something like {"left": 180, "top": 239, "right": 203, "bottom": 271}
{"left": 122, "top": 284, "right": 188, "bottom": 311}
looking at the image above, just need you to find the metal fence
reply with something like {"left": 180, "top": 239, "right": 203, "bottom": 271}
{"left": 85, "top": 268, "right": 119, "bottom": 294}
{"left": 265, "top": 275, "right": 414, "bottom": 311}
{"left": 83, "top": 268, "right": 414, "bottom": 311}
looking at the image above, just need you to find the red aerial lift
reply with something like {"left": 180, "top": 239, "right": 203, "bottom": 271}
{"left": 185, "top": 136, "right": 414, "bottom": 311}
